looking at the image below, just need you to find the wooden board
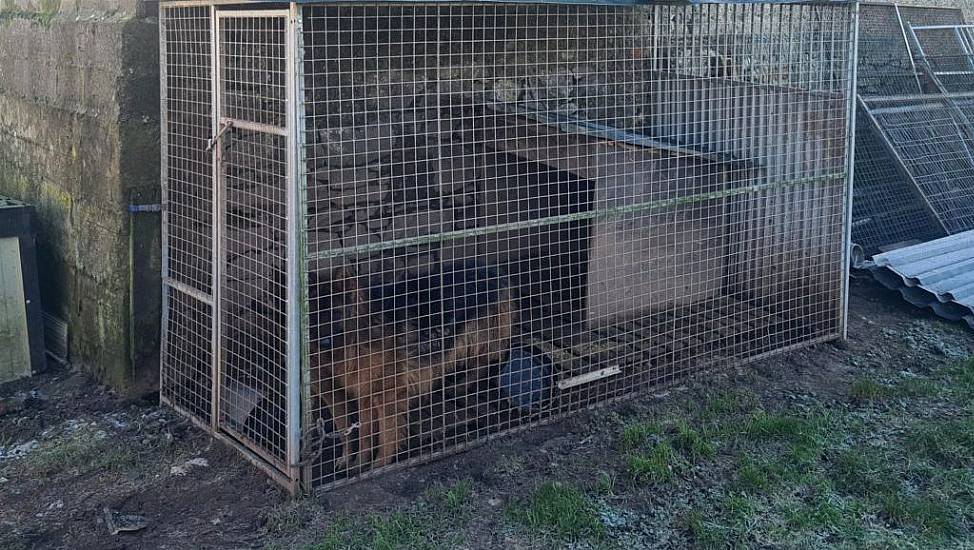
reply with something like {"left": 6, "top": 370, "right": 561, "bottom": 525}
{"left": 476, "top": 116, "right": 741, "bottom": 326}
{"left": 0, "top": 237, "right": 31, "bottom": 383}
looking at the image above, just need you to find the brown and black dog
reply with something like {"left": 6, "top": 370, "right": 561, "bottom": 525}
{"left": 310, "top": 263, "right": 514, "bottom": 472}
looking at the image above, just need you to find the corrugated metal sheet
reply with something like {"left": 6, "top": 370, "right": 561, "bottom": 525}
{"left": 162, "top": 0, "right": 848, "bottom": 4}
{"left": 865, "top": 230, "right": 974, "bottom": 329}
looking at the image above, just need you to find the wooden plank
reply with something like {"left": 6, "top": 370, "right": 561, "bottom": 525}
{"left": 0, "top": 237, "right": 30, "bottom": 383}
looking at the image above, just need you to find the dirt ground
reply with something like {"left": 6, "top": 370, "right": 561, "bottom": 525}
{"left": 2, "top": 278, "right": 973, "bottom": 549}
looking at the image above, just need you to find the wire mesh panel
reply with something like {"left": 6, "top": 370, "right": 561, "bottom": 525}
{"left": 217, "top": 12, "right": 292, "bottom": 472}
{"left": 861, "top": 95, "right": 974, "bottom": 236}
{"left": 910, "top": 24, "right": 974, "bottom": 93}
{"left": 160, "top": 5, "right": 215, "bottom": 425}
{"left": 851, "top": 4, "right": 965, "bottom": 254}
{"left": 852, "top": 105, "right": 945, "bottom": 255}
{"left": 857, "top": 3, "right": 965, "bottom": 96}
{"left": 299, "top": 2, "right": 856, "bottom": 490}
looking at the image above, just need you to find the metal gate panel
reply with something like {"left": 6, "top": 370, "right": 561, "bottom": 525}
{"left": 910, "top": 24, "right": 974, "bottom": 93}
{"left": 160, "top": 5, "right": 215, "bottom": 427}
{"left": 862, "top": 95, "right": 974, "bottom": 236}
{"left": 215, "top": 10, "right": 294, "bottom": 475}
{"left": 298, "top": 2, "right": 857, "bottom": 490}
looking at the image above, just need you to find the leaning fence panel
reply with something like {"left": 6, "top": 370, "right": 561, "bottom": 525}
{"left": 850, "top": 4, "right": 967, "bottom": 255}
{"left": 160, "top": 1, "right": 857, "bottom": 492}
{"left": 861, "top": 95, "right": 974, "bottom": 236}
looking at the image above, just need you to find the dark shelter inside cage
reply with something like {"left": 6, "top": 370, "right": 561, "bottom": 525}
{"left": 159, "top": 0, "right": 857, "bottom": 492}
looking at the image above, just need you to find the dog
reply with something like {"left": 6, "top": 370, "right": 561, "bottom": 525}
{"left": 309, "top": 263, "right": 514, "bottom": 472}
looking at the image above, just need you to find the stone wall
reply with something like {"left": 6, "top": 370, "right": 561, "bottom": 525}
{"left": 0, "top": 0, "right": 160, "bottom": 393}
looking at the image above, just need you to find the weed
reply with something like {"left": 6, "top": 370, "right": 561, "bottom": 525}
{"left": 507, "top": 481, "right": 605, "bottom": 540}
{"left": 830, "top": 446, "right": 893, "bottom": 497}
{"left": 595, "top": 470, "right": 618, "bottom": 496}
{"left": 907, "top": 417, "right": 974, "bottom": 467}
{"left": 263, "top": 499, "right": 310, "bottom": 534}
{"left": 426, "top": 479, "right": 474, "bottom": 519}
{"left": 894, "top": 377, "right": 939, "bottom": 399}
{"left": 627, "top": 441, "right": 681, "bottom": 483}
{"left": 875, "top": 491, "right": 959, "bottom": 540}
{"left": 620, "top": 420, "right": 662, "bottom": 451}
{"left": 682, "top": 510, "right": 728, "bottom": 549}
{"left": 490, "top": 454, "right": 525, "bottom": 478}
{"left": 15, "top": 435, "right": 137, "bottom": 478}
{"left": 850, "top": 377, "right": 889, "bottom": 402}
{"left": 673, "top": 421, "right": 717, "bottom": 462}
{"left": 734, "top": 455, "right": 777, "bottom": 493}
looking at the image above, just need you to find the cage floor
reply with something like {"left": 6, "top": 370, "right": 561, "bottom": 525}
{"left": 310, "top": 294, "right": 805, "bottom": 487}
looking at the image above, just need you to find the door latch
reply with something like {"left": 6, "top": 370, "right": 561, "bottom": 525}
{"left": 206, "top": 120, "right": 234, "bottom": 152}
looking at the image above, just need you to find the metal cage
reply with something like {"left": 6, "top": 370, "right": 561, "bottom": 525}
{"left": 160, "top": 0, "right": 858, "bottom": 492}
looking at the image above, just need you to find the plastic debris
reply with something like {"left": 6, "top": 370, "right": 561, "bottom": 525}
{"left": 104, "top": 508, "right": 148, "bottom": 535}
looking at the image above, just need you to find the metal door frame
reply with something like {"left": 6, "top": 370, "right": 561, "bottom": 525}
{"left": 210, "top": 5, "right": 303, "bottom": 492}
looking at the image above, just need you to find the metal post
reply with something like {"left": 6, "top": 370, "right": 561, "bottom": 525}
{"left": 840, "top": 1, "right": 860, "bottom": 341}
{"left": 285, "top": 1, "right": 304, "bottom": 493}
{"left": 159, "top": 6, "right": 170, "bottom": 402}
{"left": 894, "top": 5, "right": 923, "bottom": 94}
{"left": 209, "top": 4, "right": 223, "bottom": 431}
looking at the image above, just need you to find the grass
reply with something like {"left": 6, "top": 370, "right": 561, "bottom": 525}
{"left": 626, "top": 441, "right": 682, "bottom": 483}
{"left": 947, "top": 359, "right": 974, "bottom": 394}
{"left": 850, "top": 377, "right": 889, "bottom": 402}
{"left": 607, "top": 353, "right": 972, "bottom": 548}
{"left": 311, "top": 513, "right": 434, "bottom": 550}
{"left": 733, "top": 456, "right": 781, "bottom": 493}
{"left": 309, "top": 479, "right": 475, "bottom": 550}
{"left": 425, "top": 479, "right": 474, "bottom": 520}
{"left": 895, "top": 377, "right": 940, "bottom": 398}
{"left": 595, "top": 470, "right": 618, "bottom": 496}
{"left": 877, "top": 491, "right": 959, "bottom": 538}
{"left": 489, "top": 454, "right": 525, "bottom": 478}
{"left": 264, "top": 499, "right": 312, "bottom": 535}
{"left": 507, "top": 481, "right": 605, "bottom": 541}
{"left": 702, "top": 391, "right": 757, "bottom": 419}
{"left": 907, "top": 417, "right": 974, "bottom": 467}
{"left": 850, "top": 375, "right": 941, "bottom": 402}
{"left": 620, "top": 420, "right": 661, "bottom": 451}
{"left": 682, "top": 510, "right": 730, "bottom": 549}
{"left": 673, "top": 421, "right": 717, "bottom": 462}
{"left": 269, "top": 339, "right": 974, "bottom": 549}
{"left": 744, "top": 411, "right": 827, "bottom": 444}
{"left": 830, "top": 446, "right": 892, "bottom": 497}
{"left": 9, "top": 432, "right": 138, "bottom": 478}
{"left": 620, "top": 417, "right": 714, "bottom": 483}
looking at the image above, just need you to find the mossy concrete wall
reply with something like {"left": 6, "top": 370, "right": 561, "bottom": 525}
{"left": 0, "top": 0, "right": 160, "bottom": 394}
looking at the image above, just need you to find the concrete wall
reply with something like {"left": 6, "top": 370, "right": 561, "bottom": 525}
{"left": 0, "top": 0, "right": 160, "bottom": 394}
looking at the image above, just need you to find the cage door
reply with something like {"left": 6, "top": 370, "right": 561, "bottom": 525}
{"left": 214, "top": 10, "right": 296, "bottom": 478}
